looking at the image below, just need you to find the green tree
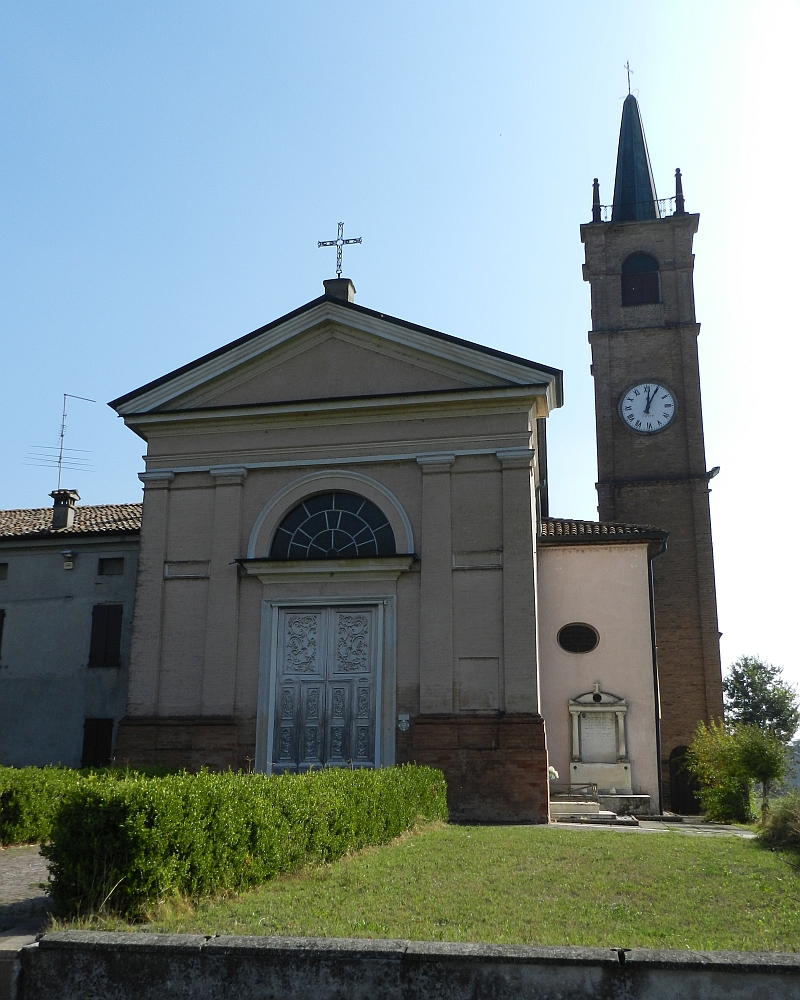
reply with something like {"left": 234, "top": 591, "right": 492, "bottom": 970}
{"left": 723, "top": 655, "right": 799, "bottom": 743}
{"left": 735, "top": 725, "right": 790, "bottom": 823}
{"left": 687, "top": 721, "right": 791, "bottom": 824}
{"left": 686, "top": 720, "right": 751, "bottom": 823}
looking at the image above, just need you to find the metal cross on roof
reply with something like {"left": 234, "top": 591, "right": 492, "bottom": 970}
{"left": 624, "top": 60, "right": 633, "bottom": 95}
{"left": 318, "top": 222, "right": 362, "bottom": 278}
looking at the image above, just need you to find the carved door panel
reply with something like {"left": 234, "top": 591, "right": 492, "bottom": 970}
{"left": 273, "top": 610, "right": 325, "bottom": 773}
{"left": 327, "top": 609, "right": 377, "bottom": 769}
{"left": 272, "top": 606, "right": 378, "bottom": 773}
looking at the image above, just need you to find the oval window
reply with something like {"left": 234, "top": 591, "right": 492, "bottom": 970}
{"left": 557, "top": 623, "right": 599, "bottom": 654}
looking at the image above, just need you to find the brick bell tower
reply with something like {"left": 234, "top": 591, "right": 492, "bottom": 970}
{"left": 580, "top": 94, "right": 724, "bottom": 808}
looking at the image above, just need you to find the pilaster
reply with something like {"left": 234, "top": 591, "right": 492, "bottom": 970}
{"left": 201, "top": 466, "right": 247, "bottom": 715}
{"left": 497, "top": 448, "right": 539, "bottom": 712}
{"left": 417, "top": 455, "right": 454, "bottom": 714}
{"left": 128, "top": 471, "right": 174, "bottom": 715}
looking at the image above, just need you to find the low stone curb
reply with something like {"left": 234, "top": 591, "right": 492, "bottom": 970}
{"left": 0, "top": 934, "right": 37, "bottom": 1000}
{"left": 6, "top": 931, "right": 800, "bottom": 999}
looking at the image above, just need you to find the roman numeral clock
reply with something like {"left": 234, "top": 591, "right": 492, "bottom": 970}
{"left": 619, "top": 383, "right": 676, "bottom": 435}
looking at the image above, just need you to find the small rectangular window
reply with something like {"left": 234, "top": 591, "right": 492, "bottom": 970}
{"left": 0, "top": 563, "right": 8, "bottom": 580}
{"left": 0, "top": 609, "right": 5, "bottom": 657}
{"left": 98, "top": 557, "right": 124, "bottom": 576}
{"left": 81, "top": 718, "right": 114, "bottom": 768}
{"left": 88, "top": 604, "right": 123, "bottom": 668}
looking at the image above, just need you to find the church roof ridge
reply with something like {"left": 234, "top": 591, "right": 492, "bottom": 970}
{"left": 611, "top": 94, "right": 659, "bottom": 222}
{"left": 539, "top": 516, "right": 667, "bottom": 544}
{"left": 109, "top": 294, "right": 564, "bottom": 413}
{"left": 0, "top": 502, "right": 142, "bottom": 540}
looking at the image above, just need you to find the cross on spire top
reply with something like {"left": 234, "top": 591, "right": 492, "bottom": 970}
{"left": 624, "top": 60, "right": 633, "bottom": 95}
{"left": 318, "top": 222, "right": 362, "bottom": 278}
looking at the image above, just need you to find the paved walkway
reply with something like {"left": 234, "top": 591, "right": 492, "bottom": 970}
{"left": 0, "top": 846, "right": 51, "bottom": 934}
{"left": 553, "top": 818, "right": 757, "bottom": 838}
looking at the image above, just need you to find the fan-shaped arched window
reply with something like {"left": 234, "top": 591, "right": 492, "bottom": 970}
{"left": 621, "top": 252, "right": 660, "bottom": 306}
{"left": 269, "top": 492, "right": 396, "bottom": 559}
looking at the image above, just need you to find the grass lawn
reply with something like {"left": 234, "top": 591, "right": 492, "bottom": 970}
{"left": 72, "top": 824, "right": 800, "bottom": 952}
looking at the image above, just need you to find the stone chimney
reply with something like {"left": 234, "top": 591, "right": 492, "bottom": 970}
{"left": 323, "top": 278, "right": 356, "bottom": 303}
{"left": 50, "top": 489, "right": 80, "bottom": 529}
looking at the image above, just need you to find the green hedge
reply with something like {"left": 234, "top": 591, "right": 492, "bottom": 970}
{"left": 0, "top": 765, "right": 173, "bottom": 846}
{"left": 43, "top": 765, "right": 447, "bottom": 918}
{"left": 0, "top": 766, "right": 85, "bottom": 846}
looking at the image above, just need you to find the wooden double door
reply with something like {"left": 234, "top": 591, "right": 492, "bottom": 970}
{"left": 272, "top": 605, "right": 379, "bottom": 773}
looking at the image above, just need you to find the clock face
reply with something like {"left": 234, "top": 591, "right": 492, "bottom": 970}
{"left": 619, "top": 383, "right": 676, "bottom": 434}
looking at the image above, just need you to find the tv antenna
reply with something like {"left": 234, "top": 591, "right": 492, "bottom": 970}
{"left": 25, "top": 393, "right": 96, "bottom": 489}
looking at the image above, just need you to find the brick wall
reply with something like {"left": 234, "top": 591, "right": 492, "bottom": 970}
{"left": 606, "top": 481, "right": 723, "bottom": 752}
{"left": 399, "top": 714, "right": 550, "bottom": 823}
{"left": 114, "top": 715, "right": 257, "bottom": 772}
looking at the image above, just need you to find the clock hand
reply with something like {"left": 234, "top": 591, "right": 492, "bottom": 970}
{"left": 644, "top": 385, "right": 659, "bottom": 415}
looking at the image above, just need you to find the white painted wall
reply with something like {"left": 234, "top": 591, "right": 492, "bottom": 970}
{"left": 537, "top": 542, "right": 660, "bottom": 811}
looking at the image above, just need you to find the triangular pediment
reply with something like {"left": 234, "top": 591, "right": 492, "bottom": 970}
{"left": 110, "top": 296, "right": 562, "bottom": 415}
{"left": 167, "top": 324, "right": 497, "bottom": 410}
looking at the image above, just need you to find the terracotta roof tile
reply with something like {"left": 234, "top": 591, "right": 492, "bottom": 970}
{"left": 0, "top": 503, "right": 142, "bottom": 539}
{"left": 539, "top": 516, "right": 667, "bottom": 543}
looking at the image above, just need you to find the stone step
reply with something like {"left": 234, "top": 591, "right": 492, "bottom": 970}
{"left": 553, "top": 811, "right": 640, "bottom": 826}
{"left": 597, "top": 794, "right": 652, "bottom": 818}
{"left": 549, "top": 800, "right": 601, "bottom": 817}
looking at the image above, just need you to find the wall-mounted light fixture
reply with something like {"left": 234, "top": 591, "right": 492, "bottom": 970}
{"left": 61, "top": 550, "right": 77, "bottom": 570}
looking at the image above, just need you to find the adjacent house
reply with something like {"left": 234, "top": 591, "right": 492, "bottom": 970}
{"left": 0, "top": 491, "right": 140, "bottom": 767}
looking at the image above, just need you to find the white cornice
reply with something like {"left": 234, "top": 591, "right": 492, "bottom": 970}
{"left": 140, "top": 445, "right": 530, "bottom": 478}
{"left": 113, "top": 301, "right": 561, "bottom": 415}
{"left": 121, "top": 385, "right": 548, "bottom": 436}
{"left": 241, "top": 555, "right": 416, "bottom": 584}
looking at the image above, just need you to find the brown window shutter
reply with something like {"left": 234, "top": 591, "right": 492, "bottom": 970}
{"left": 81, "top": 718, "right": 96, "bottom": 766}
{"left": 81, "top": 718, "right": 114, "bottom": 767}
{"left": 89, "top": 605, "right": 122, "bottom": 668}
{"left": 104, "top": 605, "right": 123, "bottom": 668}
{"left": 88, "top": 606, "right": 109, "bottom": 667}
{"left": 94, "top": 719, "right": 114, "bottom": 765}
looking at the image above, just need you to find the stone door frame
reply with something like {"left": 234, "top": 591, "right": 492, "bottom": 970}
{"left": 255, "top": 595, "right": 395, "bottom": 775}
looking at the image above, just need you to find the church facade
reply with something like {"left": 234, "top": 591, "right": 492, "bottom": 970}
{"left": 110, "top": 281, "right": 559, "bottom": 821}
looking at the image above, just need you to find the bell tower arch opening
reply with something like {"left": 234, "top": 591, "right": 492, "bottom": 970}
{"left": 621, "top": 252, "right": 660, "bottom": 306}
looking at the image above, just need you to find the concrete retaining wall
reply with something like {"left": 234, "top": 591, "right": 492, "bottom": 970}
{"left": 8, "top": 931, "right": 800, "bottom": 1000}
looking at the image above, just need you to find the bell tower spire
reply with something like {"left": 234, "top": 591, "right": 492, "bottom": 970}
{"left": 612, "top": 95, "right": 659, "bottom": 222}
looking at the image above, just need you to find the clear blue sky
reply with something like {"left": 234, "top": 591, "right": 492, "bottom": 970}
{"left": 2, "top": 2, "right": 798, "bottom": 688}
